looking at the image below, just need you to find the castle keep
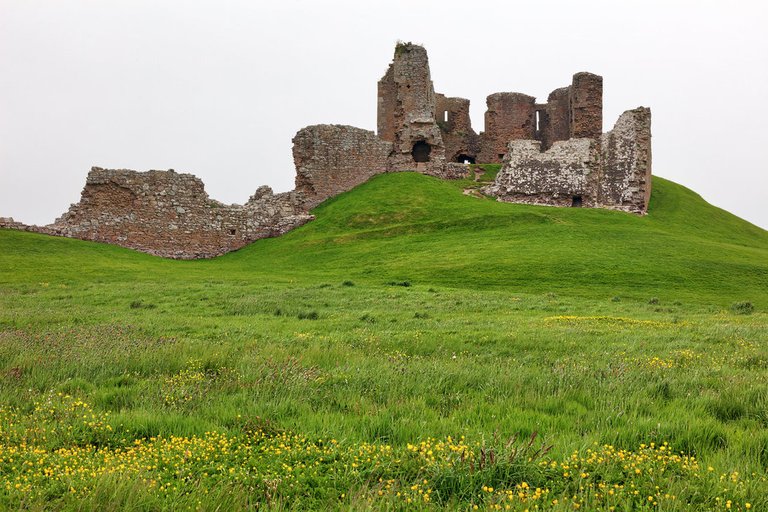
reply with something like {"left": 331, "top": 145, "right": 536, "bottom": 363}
{"left": 1, "top": 43, "right": 652, "bottom": 259}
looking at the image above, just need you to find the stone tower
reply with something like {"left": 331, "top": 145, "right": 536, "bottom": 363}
{"left": 377, "top": 43, "right": 446, "bottom": 175}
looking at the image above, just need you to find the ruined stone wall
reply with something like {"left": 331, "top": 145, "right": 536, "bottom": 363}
{"left": 434, "top": 93, "right": 480, "bottom": 163}
{"left": 378, "top": 43, "right": 446, "bottom": 175}
{"left": 39, "top": 167, "right": 312, "bottom": 259}
{"left": 377, "top": 65, "right": 397, "bottom": 143}
{"left": 540, "top": 87, "right": 571, "bottom": 150}
{"left": 478, "top": 93, "right": 537, "bottom": 163}
{"left": 570, "top": 72, "right": 603, "bottom": 139}
{"left": 600, "top": 108, "right": 652, "bottom": 213}
{"left": 2, "top": 44, "right": 653, "bottom": 261}
{"left": 293, "top": 124, "right": 393, "bottom": 209}
{"left": 483, "top": 139, "right": 600, "bottom": 207}
{"left": 485, "top": 107, "right": 652, "bottom": 213}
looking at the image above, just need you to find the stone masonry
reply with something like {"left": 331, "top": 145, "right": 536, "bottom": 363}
{"left": 3, "top": 167, "right": 312, "bottom": 259}
{"left": 293, "top": 125, "right": 392, "bottom": 209}
{"left": 1, "top": 42, "right": 653, "bottom": 259}
{"left": 484, "top": 108, "right": 652, "bottom": 213}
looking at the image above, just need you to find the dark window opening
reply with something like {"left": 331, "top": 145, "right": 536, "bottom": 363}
{"left": 456, "top": 154, "right": 476, "bottom": 164}
{"left": 229, "top": 229, "right": 237, "bottom": 235}
{"left": 412, "top": 141, "right": 431, "bottom": 162}
{"left": 571, "top": 196, "right": 583, "bottom": 207}
{"left": 498, "top": 153, "right": 505, "bottom": 160}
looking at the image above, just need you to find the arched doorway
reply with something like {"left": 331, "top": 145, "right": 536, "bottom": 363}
{"left": 412, "top": 141, "right": 431, "bottom": 162}
{"left": 455, "top": 154, "right": 476, "bottom": 164}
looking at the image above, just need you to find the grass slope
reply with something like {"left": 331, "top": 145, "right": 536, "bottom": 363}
{"left": 0, "top": 173, "right": 766, "bottom": 510}
{"left": 4, "top": 173, "right": 766, "bottom": 305}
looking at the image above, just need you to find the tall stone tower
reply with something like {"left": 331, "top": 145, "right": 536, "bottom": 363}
{"left": 377, "top": 43, "right": 446, "bottom": 174}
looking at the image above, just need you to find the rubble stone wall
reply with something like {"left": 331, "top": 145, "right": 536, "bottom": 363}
{"left": 541, "top": 87, "right": 571, "bottom": 150}
{"left": 485, "top": 107, "right": 652, "bottom": 213}
{"left": 478, "top": 93, "right": 537, "bottom": 163}
{"left": 383, "top": 43, "right": 446, "bottom": 175}
{"left": 293, "top": 124, "right": 392, "bottom": 209}
{"left": 32, "top": 167, "right": 313, "bottom": 259}
{"left": 483, "top": 139, "right": 600, "bottom": 207}
{"left": 570, "top": 72, "right": 603, "bottom": 139}
{"left": 600, "top": 108, "right": 652, "bottom": 213}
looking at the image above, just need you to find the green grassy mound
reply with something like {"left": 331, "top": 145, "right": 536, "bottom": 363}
{"left": 4, "top": 173, "right": 766, "bottom": 305}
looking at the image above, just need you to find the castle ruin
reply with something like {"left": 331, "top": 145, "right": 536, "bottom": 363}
{"left": 1, "top": 42, "right": 652, "bottom": 259}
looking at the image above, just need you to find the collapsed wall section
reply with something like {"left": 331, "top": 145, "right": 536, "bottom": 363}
{"left": 600, "top": 108, "right": 652, "bottom": 213}
{"left": 483, "top": 139, "right": 600, "bottom": 207}
{"left": 42, "top": 167, "right": 312, "bottom": 259}
{"left": 293, "top": 125, "right": 393, "bottom": 209}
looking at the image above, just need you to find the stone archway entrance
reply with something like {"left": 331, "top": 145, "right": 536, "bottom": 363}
{"left": 411, "top": 141, "right": 431, "bottom": 162}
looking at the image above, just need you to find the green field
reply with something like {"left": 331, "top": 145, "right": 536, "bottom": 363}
{"left": 1, "top": 173, "right": 766, "bottom": 510}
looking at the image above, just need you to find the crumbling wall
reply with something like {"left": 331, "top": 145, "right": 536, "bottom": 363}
{"left": 570, "top": 72, "right": 603, "bottom": 139}
{"left": 486, "top": 106, "right": 652, "bottom": 213}
{"left": 478, "top": 93, "right": 537, "bottom": 163}
{"left": 434, "top": 93, "right": 480, "bottom": 163}
{"left": 293, "top": 124, "right": 392, "bottom": 209}
{"left": 378, "top": 43, "right": 446, "bottom": 175}
{"left": 42, "top": 167, "right": 312, "bottom": 259}
{"left": 600, "top": 108, "right": 652, "bottom": 213}
{"left": 483, "top": 139, "right": 600, "bottom": 207}
{"left": 540, "top": 87, "right": 571, "bottom": 150}
{"left": 377, "top": 65, "right": 397, "bottom": 143}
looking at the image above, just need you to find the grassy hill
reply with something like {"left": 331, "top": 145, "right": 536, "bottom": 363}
{"left": 0, "top": 174, "right": 766, "bottom": 510}
{"left": 3, "top": 173, "right": 767, "bottom": 305}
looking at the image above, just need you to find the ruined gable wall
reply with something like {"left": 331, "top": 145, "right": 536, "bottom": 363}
{"left": 482, "top": 138, "right": 600, "bottom": 207}
{"left": 434, "top": 93, "right": 480, "bottom": 162}
{"left": 600, "top": 108, "right": 652, "bottom": 213}
{"left": 293, "top": 125, "right": 392, "bottom": 210}
{"left": 45, "top": 167, "right": 312, "bottom": 259}
{"left": 478, "top": 93, "right": 537, "bottom": 164}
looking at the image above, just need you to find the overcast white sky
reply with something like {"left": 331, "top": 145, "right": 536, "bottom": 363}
{"left": 1, "top": 0, "right": 767, "bottom": 229}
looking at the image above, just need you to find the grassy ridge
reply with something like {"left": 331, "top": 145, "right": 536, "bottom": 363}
{"left": 0, "top": 173, "right": 766, "bottom": 510}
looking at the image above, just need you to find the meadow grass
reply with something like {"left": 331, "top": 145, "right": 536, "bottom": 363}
{"left": 0, "top": 173, "right": 766, "bottom": 510}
